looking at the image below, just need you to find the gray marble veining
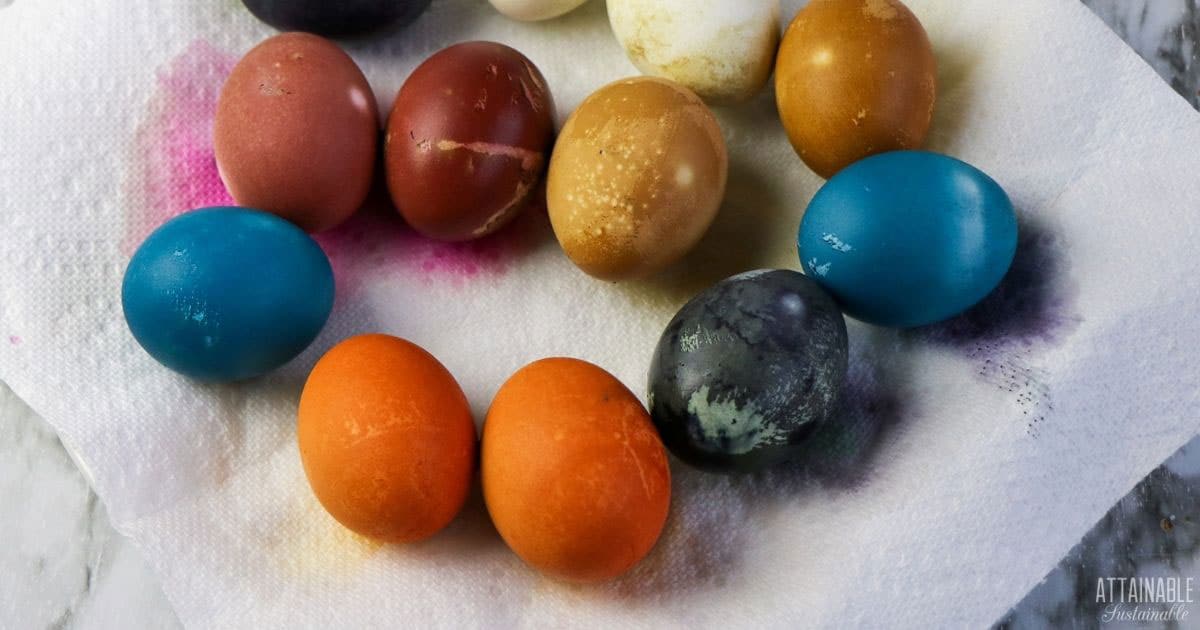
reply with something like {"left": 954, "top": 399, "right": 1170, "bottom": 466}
{"left": 1085, "top": 0, "right": 1199, "bottom": 107}
{"left": 0, "top": 382, "right": 179, "bottom": 629}
{"left": 995, "top": 5, "right": 1200, "bottom": 628}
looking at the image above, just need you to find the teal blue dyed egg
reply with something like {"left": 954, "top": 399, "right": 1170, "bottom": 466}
{"left": 122, "top": 207, "right": 334, "bottom": 381}
{"left": 798, "top": 151, "right": 1018, "bottom": 328}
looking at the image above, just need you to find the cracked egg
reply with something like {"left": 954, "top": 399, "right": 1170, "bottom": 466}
{"left": 482, "top": 358, "right": 671, "bottom": 582}
{"left": 385, "top": 41, "right": 556, "bottom": 241}
{"left": 298, "top": 334, "right": 477, "bottom": 543}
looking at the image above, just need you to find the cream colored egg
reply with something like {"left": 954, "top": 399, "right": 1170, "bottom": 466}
{"left": 608, "top": 0, "right": 780, "bottom": 104}
{"left": 488, "top": 0, "right": 590, "bottom": 22}
{"left": 547, "top": 77, "right": 728, "bottom": 281}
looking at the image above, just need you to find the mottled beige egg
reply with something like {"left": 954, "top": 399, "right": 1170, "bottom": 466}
{"left": 608, "top": 0, "right": 779, "bottom": 104}
{"left": 547, "top": 77, "right": 728, "bottom": 280}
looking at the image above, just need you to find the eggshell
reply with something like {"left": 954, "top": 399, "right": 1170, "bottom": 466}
{"left": 240, "top": 0, "right": 432, "bottom": 36}
{"left": 608, "top": 0, "right": 780, "bottom": 104}
{"left": 648, "top": 270, "right": 848, "bottom": 473}
{"left": 482, "top": 358, "right": 670, "bottom": 582}
{"left": 122, "top": 207, "right": 333, "bottom": 381}
{"left": 799, "top": 151, "right": 1018, "bottom": 328}
{"left": 298, "top": 334, "right": 476, "bottom": 543}
{"left": 385, "top": 41, "right": 555, "bottom": 241}
{"left": 215, "top": 33, "right": 378, "bottom": 233}
{"left": 547, "top": 77, "right": 728, "bottom": 280}
{"left": 775, "top": 0, "right": 936, "bottom": 178}
{"left": 488, "top": 0, "right": 590, "bottom": 22}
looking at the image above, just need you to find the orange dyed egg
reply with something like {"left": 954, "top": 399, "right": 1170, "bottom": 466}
{"left": 482, "top": 358, "right": 671, "bottom": 582}
{"left": 297, "top": 334, "right": 476, "bottom": 542}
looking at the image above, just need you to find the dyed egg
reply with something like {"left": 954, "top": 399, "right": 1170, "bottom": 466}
{"left": 122, "top": 207, "right": 334, "bottom": 381}
{"left": 775, "top": 0, "right": 936, "bottom": 178}
{"left": 648, "top": 270, "right": 848, "bottom": 473}
{"left": 488, "top": 0, "right": 590, "bottom": 21}
{"left": 799, "top": 151, "right": 1018, "bottom": 328}
{"left": 215, "top": 33, "right": 378, "bottom": 233}
{"left": 608, "top": 0, "right": 779, "bottom": 104}
{"left": 482, "top": 358, "right": 670, "bottom": 582}
{"left": 385, "top": 42, "right": 555, "bottom": 241}
{"left": 298, "top": 334, "right": 476, "bottom": 543}
{"left": 547, "top": 77, "right": 727, "bottom": 280}
{"left": 240, "top": 0, "right": 431, "bottom": 36}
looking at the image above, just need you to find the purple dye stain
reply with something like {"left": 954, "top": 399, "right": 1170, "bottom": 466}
{"left": 8, "top": 336, "right": 21, "bottom": 346}
{"left": 912, "top": 221, "right": 1080, "bottom": 355}
{"left": 911, "top": 219, "right": 1079, "bottom": 436}
{"left": 123, "top": 39, "right": 544, "bottom": 289}
{"left": 795, "top": 346, "right": 906, "bottom": 488}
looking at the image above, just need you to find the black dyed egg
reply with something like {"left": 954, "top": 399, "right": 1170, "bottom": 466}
{"left": 240, "top": 0, "right": 432, "bottom": 37}
{"left": 648, "top": 270, "right": 849, "bottom": 473}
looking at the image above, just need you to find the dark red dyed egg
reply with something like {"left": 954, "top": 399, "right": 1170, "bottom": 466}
{"left": 384, "top": 41, "right": 556, "bottom": 241}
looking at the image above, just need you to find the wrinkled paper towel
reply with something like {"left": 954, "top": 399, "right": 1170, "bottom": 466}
{"left": 2, "top": 0, "right": 1200, "bottom": 627}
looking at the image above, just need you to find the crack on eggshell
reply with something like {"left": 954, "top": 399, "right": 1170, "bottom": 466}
{"left": 257, "top": 83, "right": 293, "bottom": 97}
{"left": 471, "top": 174, "right": 535, "bottom": 237}
{"left": 435, "top": 139, "right": 544, "bottom": 171}
{"left": 516, "top": 74, "right": 544, "bottom": 113}
{"left": 618, "top": 411, "right": 653, "bottom": 500}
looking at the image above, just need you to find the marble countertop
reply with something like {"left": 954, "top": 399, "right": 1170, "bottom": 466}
{"left": 1, "top": 1, "right": 1197, "bottom": 628}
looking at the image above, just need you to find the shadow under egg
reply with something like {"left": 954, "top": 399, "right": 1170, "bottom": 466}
{"left": 618, "top": 155, "right": 797, "bottom": 306}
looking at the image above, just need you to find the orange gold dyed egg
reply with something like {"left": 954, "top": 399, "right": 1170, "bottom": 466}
{"left": 547, "top": 77, "right": 728, "bottom": 280}
{"left": 482, "top": 358, "right": 671, "bottom": 582}
{"left": 774, "top": 0, "right": 936, "bottom": 178}
{"left": 298, "top": 334, "right": 476, "bottom": 542}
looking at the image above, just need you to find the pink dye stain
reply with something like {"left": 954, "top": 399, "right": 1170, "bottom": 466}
{"left": 8, "top": 336, "right": 21, "bottom": 346}
{"left": 123, "top": 39, "right": 543, "bottom": 290}
{"left": 315, "top": 185, "right": 551, "bottom": 297}
{"left": 122, "top": 40, "right": 236, "bottom": 254}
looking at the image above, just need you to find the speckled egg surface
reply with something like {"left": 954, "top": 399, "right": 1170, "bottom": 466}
{"left": 385, "top": 41, "right": 556, "bottom": 241}
{"left": 648, "top": 270, "right": 848, "bottom": 473}
{"left": 799, "top": 150, "right": 1018, "bottom": 328}
{"left": 122, "top": 207, "right": 334, "bottom": 382}
{"left": 608, "top": 0, "right": 779, "bottom": 104}
{"left": 547, "top": 77, "right": 728, "bottom": 280}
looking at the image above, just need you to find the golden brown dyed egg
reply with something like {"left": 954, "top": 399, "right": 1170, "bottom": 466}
{"left": 774, "top": 0, "right": 936, "bottom": 179}
{"left": 547, "top": 77, "right": 727, "bottom": 280}
{"left": 215, "top": 33, "right": 378, "bottom": 233}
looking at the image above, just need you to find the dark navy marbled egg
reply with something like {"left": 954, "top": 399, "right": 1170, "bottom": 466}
{"left": 240, "top": 0, "right": 431, "bottom": 37}
{"left": 648, "top": 269, "right": 849, "bottom": 473}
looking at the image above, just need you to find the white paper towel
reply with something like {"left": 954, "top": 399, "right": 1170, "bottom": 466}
{"left": 2, "top": 0, "right": 1199, "bottom": 627}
